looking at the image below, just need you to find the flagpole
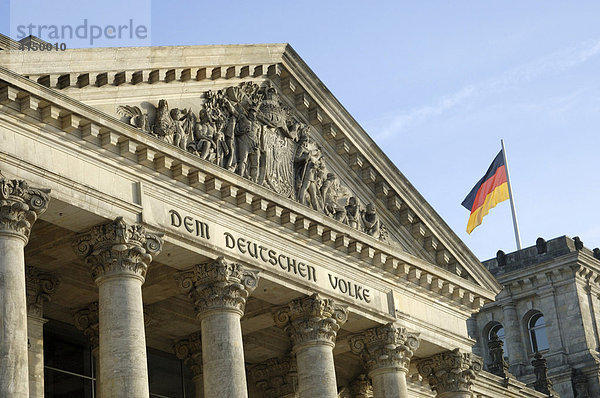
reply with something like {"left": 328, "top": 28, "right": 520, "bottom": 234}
{"left": 501, "top": 139, "right": 522, "bottom": 250}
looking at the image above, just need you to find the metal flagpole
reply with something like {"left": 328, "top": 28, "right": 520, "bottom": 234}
{"left": 501, "top": 139, "right": 522, "bottom": 250}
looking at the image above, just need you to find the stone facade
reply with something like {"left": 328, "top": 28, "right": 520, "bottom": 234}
{"left": 472, "top": 236, "right": 600, "bottom": 398}
{"left": 0, "top": 34, "right": 546, "bottom": 397}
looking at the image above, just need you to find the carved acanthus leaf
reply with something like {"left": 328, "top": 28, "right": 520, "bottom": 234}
{"left": 274, "top": 293, "right": 348, "bottom": 348}
{"left": 0, "top": 171, "right": 50, "bottom": 241}
{"left": 175, "top": 256, "right": 259, "bottom": 318}
{"left": 249, "top": 355, "right": 298, "bottom": 398}
{"left": 72, "top": 217, "right": 164, "bottom": 281}
{"left": 25, "top": 266, "right": 60, "bottom": 317}
{"left": 173, "top": 331, "right": 203, "bottom": 377}
{"left": 349, "top": 323, "right": 420, "bottom": 374}
{"left": 416, "top": 349, "right": 483, "bottom": 396}
{"left": 73, "top": 302, "right": 99, "bottom": 350}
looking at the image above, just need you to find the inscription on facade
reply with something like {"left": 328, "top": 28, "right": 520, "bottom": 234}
{"left": 169, "top": 209, "right": 210, "bottom": 239}
{"left": 328, "top": 275, "right": 371, "bottom": 303}
{"left": 224, "top": 231, "right": 316, "bottom": 283}
{"left": 166, "top": 208, "right": 376, "bottom": 307}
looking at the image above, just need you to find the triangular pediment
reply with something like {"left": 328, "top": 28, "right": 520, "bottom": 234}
{"left": 0, "top": 41, "right": 501, "bottom": 296}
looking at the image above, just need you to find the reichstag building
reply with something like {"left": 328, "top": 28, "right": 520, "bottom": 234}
{"left": 0, "top": 34, "right": 549, "bottom": 397}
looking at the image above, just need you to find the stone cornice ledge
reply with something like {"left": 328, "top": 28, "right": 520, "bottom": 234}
{"left": 280, "top": 46, "right": 501, "bottom": 294}
{"left": 0, "top": 67, "right": 495, "bottom": 311}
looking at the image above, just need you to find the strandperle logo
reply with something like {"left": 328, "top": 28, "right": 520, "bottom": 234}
{"left": 15, "top": 19, "right": 148, "bottom": 45}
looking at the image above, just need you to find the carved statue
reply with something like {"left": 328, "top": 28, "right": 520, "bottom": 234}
{"left": 532, "top": 352, "right": 556, "bottom": 396}
{"left": 116, "top": 83, "right": 395, "bottom": 243}
{"left": 235, "top": 106, "right": 261, "bottom": 181}
{"left": 487, "top": 331, "right": 510, "bottom": 379}
{"left": 295, "top": 137, "right": 324, "bottom": 211}
{"left": 362, "top": 203, "right": 381, "bottom": 238}
{"left": 345, "top": 197, "right": 362, "bottom": 230}
{"left": 152, "top": 100, "right": 177, "bottom": 144}
{"left": 116, "top": 105, "right": 149, "bottom": 132}
{"left": 170, "top": 108, "right": 194, "bottom": 151}
{"left": 321, "top": 173, "right": 348, "bottom": 222}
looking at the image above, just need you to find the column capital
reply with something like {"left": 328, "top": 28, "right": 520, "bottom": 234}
{"left": 417, "top": 349, "right": 483, "bottom": 397}
{"left": 0, "top": 172, "right": 50, "bottom": 242}
{"left": 274, "top": 293, "right": 348, "bottom": 349}
{"left": 175, "top": 256, "right": 259, "bottom": 318}
{"left": 72, "top": 217, "right": 163, "bottom": 282}
{"left": 73, "top": 302, "right": 99, "bottom": 350}
{"left": 249, "top": 355, "right": 298, "bottom": 398}
{"left": 349, "top": 323, "right": 420, "bottom": 374}
{"left": 25, "top": 266, "right": 60, "bottom": 318}
{"left": 173, "top": 331, "right": 202, "bottom": 378}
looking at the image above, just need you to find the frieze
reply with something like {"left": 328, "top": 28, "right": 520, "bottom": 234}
{"left": 117, "top": 82, "right": 390, "bottom": 242}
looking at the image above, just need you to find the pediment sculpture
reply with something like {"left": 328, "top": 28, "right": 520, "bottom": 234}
{"left": 117, "top": 82, "right": 389, "bottom": 242}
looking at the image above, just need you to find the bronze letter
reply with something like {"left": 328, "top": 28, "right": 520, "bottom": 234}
{"left": 224, "top": 232, "right": 235, "bottom": 248}
{"left": 170, "top": 209, "right": 182, "bottom": 227}
{"left": 183, "top": 216, "right": 194, "bottom": 233}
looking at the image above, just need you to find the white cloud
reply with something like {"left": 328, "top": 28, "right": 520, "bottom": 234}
{"left": 374, "top": 38, "right": 600, "bottom": 140}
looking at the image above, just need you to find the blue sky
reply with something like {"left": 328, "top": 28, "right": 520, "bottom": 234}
{"left": 2, "top": 1, "right": 599, "bottom": 260}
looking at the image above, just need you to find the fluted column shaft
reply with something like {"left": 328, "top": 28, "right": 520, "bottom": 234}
{"left": 98, "top": 273, "right": 147, "bottom": 396}
{"left": 349, "top": 323, "right": 420, "bottom": 398}
{"left": 73, "top": 217, "right": 163, "bottom": 398}
{"left": 274, "top": 294, "right": 348, "bottom": 398}
{"left": 0, "top": 174, "right": 49, "bottom": 398}
{"left": 176, "top": 257, "right": 259, "bottom": 398}
{"left": 202, "top": 311, "right": 245, "bottom": 397}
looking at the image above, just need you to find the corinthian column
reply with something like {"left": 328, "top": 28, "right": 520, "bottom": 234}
{"left": 274, "top": 294, "right": 348, "bottom": 398}
{"left": 176, "top": 257, "right": 259, "bottom": 398}
{"left": 349, "top": 323, "right": 420, "bottom": 398}
{"left": 417, "top": 349, "right": 483, "bottom": 398}
{"left": 174, "top": 331, "right": 204, "bottom": 398}
{"left": 25, "top": 266, "right": 60, "bottom": 398}
{"left": 73, "top": 217, "right": 163, "bottom": 398}
{"left": 0, "top": 173, "right": 49, "bottom": 398}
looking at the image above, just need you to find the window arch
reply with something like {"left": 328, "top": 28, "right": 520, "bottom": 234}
{"left": 488, "top": 323, "right": 509, "bottom": 359}
{"left": 528, "top": 312, "right": 549, "bottom": 352}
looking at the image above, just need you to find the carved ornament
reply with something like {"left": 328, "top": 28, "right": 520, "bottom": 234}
{"left": 25, "top": 265, "right": 60, "bottom": 318}
{"left": 117, "top": 83, "right": 390, "bottom": 242}
{"left": 416, "top": 349, "right": 483, "bottom": 396}
{"left": 273, "top": 293, "right": 348, "bottom": 349}
{"left": 72, "top": 217, "right": 163, "bottom": 281}
{"left": 349, "top": 323, "right": 420, "bottom": 374}
{"left": 0, "top": 171, "right": 50, "bottom": 242}
{"left": 175, "top": 256, "right": 259, "bottom": 318}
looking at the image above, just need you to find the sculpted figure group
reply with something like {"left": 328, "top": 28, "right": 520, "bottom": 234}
{"left": 117, "top": 83, "right": 389, "bottom": 242}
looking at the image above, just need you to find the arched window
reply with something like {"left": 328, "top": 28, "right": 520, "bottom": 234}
{"left": 488, "top": 323, "right": 509, "bottom": 359}
{"left": 528, "top": 313, "right": 549, "bottom": 352}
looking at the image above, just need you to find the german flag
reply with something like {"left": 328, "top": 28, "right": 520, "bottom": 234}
{"left": 461, "top": 150, "right": 509, "bottom": 234}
